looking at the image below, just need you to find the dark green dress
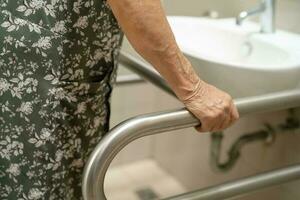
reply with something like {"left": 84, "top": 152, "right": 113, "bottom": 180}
{"left": 0, "top": 0, "right": 123, "bottom": 199}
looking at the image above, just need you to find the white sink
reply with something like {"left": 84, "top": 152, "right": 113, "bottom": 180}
{"left": 167, "top": 16, "right": 300, "bottom": 98}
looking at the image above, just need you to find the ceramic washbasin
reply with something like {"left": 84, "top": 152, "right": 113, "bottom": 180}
{"left": 167, "top": 16, "right": 300, "bottom": 98}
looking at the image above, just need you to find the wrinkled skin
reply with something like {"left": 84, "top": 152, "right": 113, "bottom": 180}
{"left": 108, "top": 0, "right": 239, "bottom": 132}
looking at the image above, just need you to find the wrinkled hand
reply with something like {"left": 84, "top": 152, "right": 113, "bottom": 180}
{"left": 182, "top": 79, "right": 239, "bottom": 133}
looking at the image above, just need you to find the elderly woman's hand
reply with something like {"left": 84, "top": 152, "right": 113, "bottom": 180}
{"left": 182, "top": 79, "right": 239, "bottom": 132}
{"left": 107, "top": 0, "right": 239, "bottom": 132}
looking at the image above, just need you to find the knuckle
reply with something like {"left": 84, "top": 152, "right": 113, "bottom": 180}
{"left": 204, "top": 113, "right": 215, "bottom": 121}
{"left": 221, "top": 97, "right": 231, "bottom": 107}
{"left": 224, "top": 94, "right": 232, "bottom": 101}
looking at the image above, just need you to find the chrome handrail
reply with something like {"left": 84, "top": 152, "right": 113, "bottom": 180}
{"left": 116, "top": 74, "right": 144, "bottom": 85}
{"left": 119, "top": 51, "right": 176, "bottom": 97}
{"left": 82, "top": 89, "right": 300, "bottom": 200}
{"left": 164, "top": 163, "right": 300, "bottom": 200}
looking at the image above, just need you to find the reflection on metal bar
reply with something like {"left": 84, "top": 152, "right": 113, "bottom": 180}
{"left": 119, "top": 51, "right": 176, "bottom": 97}
{"left": 82, "top": 89, "right": 300, "bottom": 200}
{"left": 164, "top": 163, "right": 300, "bottom": 200}
{"left": 116, "top": 74, "right": 144, "bottom": 85}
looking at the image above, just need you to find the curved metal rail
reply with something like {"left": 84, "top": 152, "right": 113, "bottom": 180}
{"left": 119, "top": 51, "right": 176, "bottom": 97}
{"left": 82, "top": 89, "right": 300, "bottom": 200}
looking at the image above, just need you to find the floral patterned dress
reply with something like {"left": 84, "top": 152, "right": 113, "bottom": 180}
{"left": 0, "top": 0, "right": 123, "bottom": 199}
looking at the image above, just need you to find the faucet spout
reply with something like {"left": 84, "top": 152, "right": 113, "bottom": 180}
{"left": 236, "top": 4, "right": 266, "bottom": 26}
{"left": 236, "top": 0, "right": 276, "bottom": 33}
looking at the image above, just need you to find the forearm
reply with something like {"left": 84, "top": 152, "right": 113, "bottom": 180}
{"left": 107, "top": 0, "right": 201, "bottom": 100}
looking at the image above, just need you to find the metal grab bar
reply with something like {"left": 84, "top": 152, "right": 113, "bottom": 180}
{"left": 82, "top": 89, "right": 300, "bottom": 200}
{"left": 116, "top": 74, "right": 144, "bottom": 85}
{"left": 163, "top": 163, "right": 300, "bottom": 200}
{"left": 119, "top": 51, "right": 176, "bottom": 97}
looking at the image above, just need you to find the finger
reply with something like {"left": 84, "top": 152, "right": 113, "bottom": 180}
{"left": 220, "top": 112, "right": 232, "bottom": 130}
{"left": 195, "top": 124, "right": 204, "bottom": 133}
{"left": 214, "top": 102, "right": 236, "bottom": 131}
{"left": 231, "top": 104, "right": 240, "bottom": 120}
{"left": 212, "top": 111, "right": 227, "bottom": 131}
{"left": 204, "top": 113, "right": 224, "bottom": 132}
{"left": 211, "top": 99, "right": 232, "bottom": 131}
{"left": 195, "top": 118, "right": 214, "bottom": 133}
{"left": 226, "top": 103, "right": 239, "bottom": 128}
{"left": 195, "top": 123, "right": 210, "bottom": 133}
{"left": 211, "top": 100, "right": 231, "bottom": 131}
{"left": 229, "top": 102, "right": 238, "bottom": 123}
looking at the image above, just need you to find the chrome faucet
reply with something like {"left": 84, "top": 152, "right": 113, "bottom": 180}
{"left": 236, "top": 0, "right": 276, "bottom": 33}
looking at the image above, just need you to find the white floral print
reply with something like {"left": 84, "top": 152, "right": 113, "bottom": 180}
{"left": 28, "top": 188, "right": 44, "bottom": 200}
{"left": 0, "top": 0, "right": 123, "bottom": 199}
{"left": 17, "top": 102, "right": 33, "bottom": 115}
{"left": 6, "top": 164, "right": 21, "bottom": 177}
{"left": 32, "top": 36, "right": 52, "bottom": 49}
{"left": 73, "top": 16, "right": 89, "bottom": 29}
{"left": 51, "top": 21, "right": 67, "bottom": 34}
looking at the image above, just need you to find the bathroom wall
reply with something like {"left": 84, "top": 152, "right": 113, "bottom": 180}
{"left": 110, "top": 70, "right": 300, "bottom": 199}
{"left": 162, "top": 0, "right": 300, "bottom": 33}
{"left": 160, "top": 0, "right": 236, "bottom": 18}
{"left": 153, "top": 109, "right": 300, "bottom": 199}
{"left": 109, "top": 0, "right": 300, "bottom": 199}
